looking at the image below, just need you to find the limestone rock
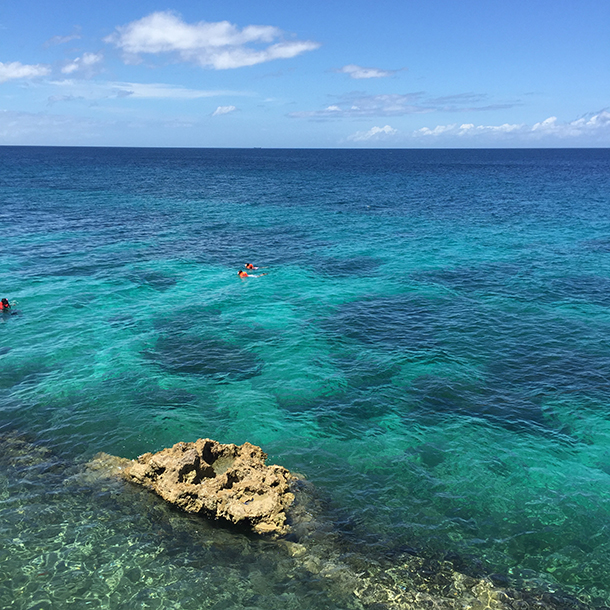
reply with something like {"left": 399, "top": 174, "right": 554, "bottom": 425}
{"left": 111, "top": 438, "right": 297, "bottom": 538}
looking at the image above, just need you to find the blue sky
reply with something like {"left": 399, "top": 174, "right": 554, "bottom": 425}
{"left": 1, "top": 0, "right": 608, "bottom": 147}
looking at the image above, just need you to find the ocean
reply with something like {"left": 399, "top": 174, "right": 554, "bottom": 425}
{"left": 1, "top": 146, "right": 610, "bottom": 609}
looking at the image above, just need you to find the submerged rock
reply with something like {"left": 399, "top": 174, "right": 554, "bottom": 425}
{"left": 3, "top": 433, "right": 593, "bottom": 610}
{"left": 90, "top": 438, "right": 298, "bottom": 538}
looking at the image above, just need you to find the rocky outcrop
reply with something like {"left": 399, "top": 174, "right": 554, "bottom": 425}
{"left": 4, "top": 433, "right": 587, "bottom": 610}
{"left": 90, "top": 438, "right": 298, "bottom": 538}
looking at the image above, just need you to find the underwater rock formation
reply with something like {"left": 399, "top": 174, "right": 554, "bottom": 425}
{"left": 91, "top": 438, "right": 298, "bottom": 538}
{"left": 2, "top": 433, "right": 593, "bottom": 610}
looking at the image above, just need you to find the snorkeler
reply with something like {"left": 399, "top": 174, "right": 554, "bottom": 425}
{"left": 238, "top": 270, "right": 267, "bottom": 278}
{"left": 0, "top": 298, "right": 10, "bottom": 311}
{"left": 245, "top": 263, "right": 258, "bottom": 270}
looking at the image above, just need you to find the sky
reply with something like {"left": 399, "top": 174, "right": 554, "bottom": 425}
{"left": 0, "top": 0, "right": 609, "bottom": 148}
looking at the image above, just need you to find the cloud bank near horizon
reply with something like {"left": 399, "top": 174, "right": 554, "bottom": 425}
{"left": 344, "top": 110, "right": 610, "bottom": 145}
{"left": 413, "top": 110, "right": 610, "bottom": 141}
{"left": 347, "top": 125, "right": 398, "bottom": 141}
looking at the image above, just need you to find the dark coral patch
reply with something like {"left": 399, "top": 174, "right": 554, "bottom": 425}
{"left": 143, "top": 333, "right": 261, "bottom": 381}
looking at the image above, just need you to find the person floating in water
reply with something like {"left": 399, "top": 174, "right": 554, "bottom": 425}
{"left": 0, "top": 298, "right": 10, "bottom": 312}
{"left": 245, "top": 263, "right": 258, "bottom": 270}
{"left": 238, "top": 270, "right": 267, "bottom": 278}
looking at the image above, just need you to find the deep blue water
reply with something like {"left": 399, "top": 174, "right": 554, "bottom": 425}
{"left": 1, "top": 146, "right": 610, "bottom": 609}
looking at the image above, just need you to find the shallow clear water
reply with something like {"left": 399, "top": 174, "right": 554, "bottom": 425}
{"left": 1, "top": 147, "right": 610, "bottom": 609}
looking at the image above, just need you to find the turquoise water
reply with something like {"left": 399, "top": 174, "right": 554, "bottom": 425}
{"left": 1, "top": 147, "right": 610, "bottom": 608}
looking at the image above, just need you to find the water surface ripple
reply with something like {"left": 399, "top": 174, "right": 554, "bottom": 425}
{"left": 2, "top": 147, "right": 610, "bottom": 609}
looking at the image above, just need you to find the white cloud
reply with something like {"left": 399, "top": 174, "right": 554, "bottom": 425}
{"left": 581, "top": 111, "right": 610, "bottom": 128}
{"left": 414, "top": 111, "right": 610, "bottom": 141}
{"left": 531, "top": 116, "right": 557, "bottom": 131}
{"left": 48, "top": 79, "right": 250, "bottom": 101}
{"left": 104, "top": 11, "right": 320, "bottom": 69}
{"left": 415, "top": 124, "right": 460, "bottom": 136}
{"left": 337, "top": 64, "right": 398, "bottom": 79}
{"left": 0, "top": 61, "right": 50, "bottom": 83}
{"left": 116, "top": 83, "right": 241, "bottom": 100}
{"left": 415, "top": 122, "right": 526, "bottom": 137}
{"left": 62, "top": 52, "right": 104, "bottom": 75}
{"left": 530, "top": 111, "right": 610, "bottom": 138}
{"left": 347, "top": 125, "right": 398, "bottom": 141}
{"left": 212, "top": 105, "right": 236, "bottom": 116}
{"left": 291, "top": 93, "right": 428, "bottom": 119}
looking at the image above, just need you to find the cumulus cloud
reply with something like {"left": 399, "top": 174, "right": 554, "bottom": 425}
{"left": 413, "top": 111, "right": 610, "bottom": 141}
{"left": 530, "top": 111, "right": 610, "bottom": 138}
{"left": 532, "top": 116, "right": 558, "bottom": 132}
{"left": 336, "top": 64, "right": 398, "bottom": 79}
{"left": 0, "top": 61, "right": 50, "bottom": 83}
{"left": 347, "top": 125, "right": 398, "bottom": 141}
{"left": 212, "top": 105, "right": 237, "bottom": 116}
{"left": 62, "top": 52, "right": 103, "bottom": 75}
{"left": 104, "top": 11, "right": 320, "bottom": 69}
{"left": 415, "top": 122, "right": 524, "bottom": 137}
